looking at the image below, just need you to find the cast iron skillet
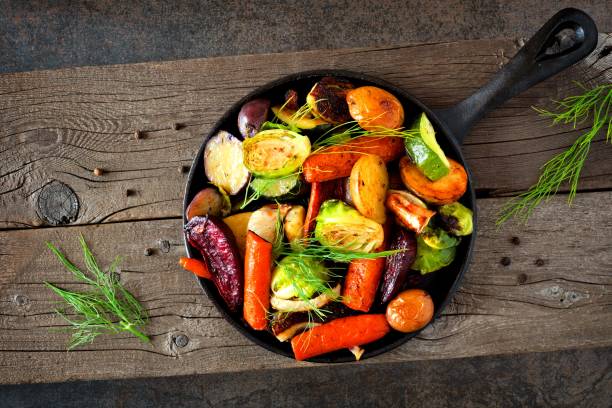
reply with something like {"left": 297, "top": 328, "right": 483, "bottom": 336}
{"left": 183, "top": 9, "right": 597, "bottom": 362}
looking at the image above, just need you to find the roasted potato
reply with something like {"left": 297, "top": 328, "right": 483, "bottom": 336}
{"left": 346, "top": 86, "right": 404, "bottom": 131}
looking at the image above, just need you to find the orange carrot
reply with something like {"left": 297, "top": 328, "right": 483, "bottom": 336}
{"left": 291, "top": 314, "right": 390, "bottom": 361}
{"left": 342, "top": 219, "right": 391, "bottom": 312}
{"left": 303, "top": 181, "right": 336, "bottom": 238}
{"left": 303, "top": 136, "right": 404, "bottom": 183}
{"left": 342, "top": 258, "right": 386, "bottom": 312}
{"left": 243, "top": 231, "right": 273, "bottom": 330}
{"left": 179, "top": 257, "right": 213, "bottom": 280}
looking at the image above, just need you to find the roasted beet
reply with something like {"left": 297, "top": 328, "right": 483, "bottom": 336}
{"left": 185, "top": 216, "right": 244, "bottom": 312}
{"left": 379, "top": 228, "right": 417, "bottom": 305}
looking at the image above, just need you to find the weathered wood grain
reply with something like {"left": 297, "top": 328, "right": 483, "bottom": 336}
{"left": 1, "top": 191, "right": 610, "bottom": 384}
{"left": 1, "top": 35, "right": 610, "bottom": 229}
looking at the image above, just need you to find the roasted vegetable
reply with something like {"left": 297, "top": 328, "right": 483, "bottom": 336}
{"left": 186, "top": 186, "right": 231, "bottom": 220}
{"left": 284, "top": 89, "right": 299, "bottom": 111}
{"left": 250, "top": 173, "right": 301, "bottom": 199}
{"left": 284, "top": 205, "right": 305, "bottom": 245}
{"left": 179, "top": 257, "right": 212, "bottom": 280}
{"left": 271, "top": 105, "right": 328, "bottom": 130}
{"left": 303, "top": 136, "right": 404, "bottom": 183}
{"left": 399, "top": 156, "right": 468, "bottom": 205}
{"left": 243, "top": 231, "right": 273, "bottom": 330}
{"left": 238, "top": 98, "right": 270, "bottom": 138}
{"left": 243, "top": 129, "right": 311, "bottom": 177}
{"left": 385, "top": 289, "right": 434, "bottom": 333}
{"left": 385, "top": 190, "right": 435, "bottom": 234}
{"left": 346, "top": 86, "right": 404, "bottom": 131}
{"left": 343, "top": 256, "right": 386, "bottom": 312}
{"left": 303, "top": 181, "right": 337, "bottom": 238}
{"left": 306, "top": 77, "right": 354, "bottom": 124}
{"left": 204, "top": 131, "right": 250, "bottom": 195}
{"left": 291, "top": 314, "right": 390, "bottom": 361}
{"left": 420, "top": 226, "right": 460, "bottom": 249}
{"left": 271, "top": 284, "right": 340, "bottom": 313}
{"left": 270, "top": 302, "right": 348, "bottom": 342}
{"left": 405, "top": 113, "right": 450, "bottom": 181}
{"left": 185, "top": 216, "right": 243, "bottom": 312}
{"left": 314, "top": 199, "right": 384, "bottom": 253}
{"left": 247, "top": 204, "right": 291, "bottom": 243}
{"left": 271, "top": 255, "right": 330, "bottom": 300}
{"left": 349, "top": 154, "right": 389, "bottom": 224}
{"left": 379, "top": 228, "right": 417, "bottom": 304}
{"left": 438, "top": 202, "right": 473, "bottom": 236}
{"left": 270, "top": 313, "right": 320, "bottom": 342}
{"left": 411, "top": 234, "right": 457, "bottom": 274}
{"left": 222, "top": 212, "right": 252, "bottom": 258}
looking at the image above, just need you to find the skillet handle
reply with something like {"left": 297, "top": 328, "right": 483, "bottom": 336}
{"left": 433, "top": 8, "right": 598, "bottom": 145}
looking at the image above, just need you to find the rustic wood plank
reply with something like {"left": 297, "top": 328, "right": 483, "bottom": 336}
{"left": 1, "top": 35, "right": 610, "bottom": 229}
{"left": 1, "top": 191, "right": 610, "bottom": 384}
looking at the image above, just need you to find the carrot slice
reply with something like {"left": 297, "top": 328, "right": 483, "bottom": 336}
{"left": 291, "top": 314, "right": 390, "bottom": 361}
{"left": 303, "top": 181, "right": 336, "bottom": 238}
{"left": 243, "top": 231, "right": 273, "bottom": 330}
{"left": 303, "top": 136, "right": 404, "bottom": 183}
{"left": 179, "top": 257, "right": 212, "bottom": 280}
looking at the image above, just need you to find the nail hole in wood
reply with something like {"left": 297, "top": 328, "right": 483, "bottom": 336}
{"left": 500, "top": 257, "right": 511, "bottom": 266}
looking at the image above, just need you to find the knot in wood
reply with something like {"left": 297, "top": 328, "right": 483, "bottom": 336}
{"left": 13, "top": 294, "right": 29, "bottom": 306}
{"left": 36, "top": 181, "right": 79, "bottom": 226}
{"left": 173, "top": 334, "right": 189, "bottom": 348}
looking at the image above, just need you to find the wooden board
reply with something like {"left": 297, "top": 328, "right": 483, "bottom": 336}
{"left": 1, "top": 191, "right": 610, "bottom": 384}
{"left": 1, "top": 35, "right": 611, "bottom": 229}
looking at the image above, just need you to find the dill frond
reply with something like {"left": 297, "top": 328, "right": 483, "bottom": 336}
{"left": 45, "top": 235, "right": 149, "bottom": 349}
{"left": 497, "top": 83, "right": 612, "bottom": 226}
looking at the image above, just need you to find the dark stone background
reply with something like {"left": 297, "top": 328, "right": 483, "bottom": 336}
{"left": 1, "top": 1, "right": 611, "bottom": 406}
{"left": 1, "top": 0, "right": 611, "bottom": 74}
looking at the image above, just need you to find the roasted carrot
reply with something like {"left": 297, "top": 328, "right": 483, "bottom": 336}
{"left": 303, "top": 136, "right": 404, "bottom": 183}
{"left": 342, "top": 258, "right": 386, "bottom": 312}
{"left": 243, "top": 231, "right": 273, "bottom": 330}
{"left": 179, "top": 257, "right": 213, "bottom": 280}
{"left": 342, "top": 220, "right": 390, "bottom": 312}
{"left": 291, "top": 314, "right": 390, "bottom": 361}
{"left": 303, "top": 181, "right": 336, "bottom": 238}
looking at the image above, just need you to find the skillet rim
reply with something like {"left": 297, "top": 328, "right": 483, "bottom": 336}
{"left": 182, "top": 69, "right": 477, "bottom": 363}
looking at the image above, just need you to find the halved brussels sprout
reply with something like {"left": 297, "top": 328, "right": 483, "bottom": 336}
{"left": 411, "top": 234, "right": 457, "bottom": 274}
{"left": 420, "top": 226, "right": 460, "bottom": 249}
{"left": 271, "top": 255, "right": 330, "bottom": 300}
{"left": 243, "top": 129, "right": 311, "bottom": 177}
{"left": 314, "top": 199, "right": 384, "bottom": 253}
{"left": 438, "top": 202, "right": 474, "bottom": 236}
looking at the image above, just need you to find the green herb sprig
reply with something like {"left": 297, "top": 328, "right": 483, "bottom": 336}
{"left": 45, "top": 236, "right": 149, "bottom": 349}
{"left": 497, "top": 83, "right": 612, "bottom": 226}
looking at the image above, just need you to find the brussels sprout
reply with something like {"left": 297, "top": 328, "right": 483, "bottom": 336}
{"left": 411, "top": 234, "right": 457, "bottom": 274}
{"left": 420, "top": 226, "right": 460, "bottom": 249}
{"left": 243, "top": 129, "right": 311, "bottom": 177}
{"left": 438, "top": 202, "right": 473, "bottom": 236}
{"left": 271, "top": 255, "right": 330, "bottom": 300}
{"left": 314, "top": 199, "right": 384, "bottom": 253}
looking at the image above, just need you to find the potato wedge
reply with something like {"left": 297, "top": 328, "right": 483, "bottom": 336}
{"left": 349, "top": 155, "right": 388, "bottom": 224}
{"left": 222, "top": 212, "right": 253, "bottom": 257}
{"left": 399, "top": 157, "right": 467, "bottom": 205}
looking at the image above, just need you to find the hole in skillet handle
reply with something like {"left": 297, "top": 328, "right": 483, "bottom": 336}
{"left": 537, "top": 24, "right": 586, "bottom": 61}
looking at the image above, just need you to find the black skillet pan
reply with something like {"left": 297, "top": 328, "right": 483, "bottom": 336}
{"left": 183, "top": 8, "right": 598, "bottom": 362}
